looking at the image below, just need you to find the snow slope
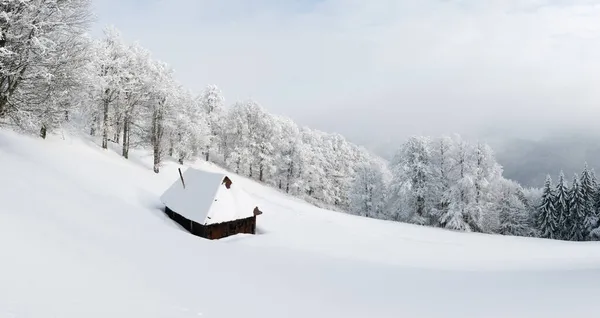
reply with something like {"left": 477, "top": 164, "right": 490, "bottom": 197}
{"left": 1, "top": 130, "right": 600, "bottom": 318}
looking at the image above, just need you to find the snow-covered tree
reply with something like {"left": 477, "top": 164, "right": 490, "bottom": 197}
{"left": 553, "top": 172, "right": 570, "bottom": 240}
{"left": 299, "top": 128, "right": 329, "bottom": 203}
{"left": 429, "top": 136, "right": 455, "bottom": 226}
{"left": 536, "top": 176, "right": 557, "bottom": 239}
{"left": 0, "top": 0, "right": 92, "bottom": 127}
{"left": 197, "top": 84, "right": 225, "bottom": 162}
{"left": 93, "top": 27, "right": 128, "bottom": 149}
{"left": 170, "top": 89, "right": 208, "bottom": 165}
{"left": 145, "top": 60, "right": 176, "bottom": 173}
{"left": 224, "top": 100, "right": 277, "bottom": 181}
{"left": 567, "top": 174, "right": 586, "bottom": 241}
{"left": 579, "top": 163, "right": 598, "bottom": 238}
{"left": 349, "top": 159, "right": 388, "bottom": 218}
{"left": 119, "top": 42, "right": 153, "bottom": 158}
{"left": 271, "top": 116, "right": 303, "bottom": 193}
{"left": 497, "top": 180, "right": 530, "bottom": 237}
{"left": 473, "top": 142, "right": 503, "bottom": 232}
{"left": 441, "top": 138, "right": 479, "bottom": 231}
{"left": 389, "top": 136, "right": 434, "bottom": 224}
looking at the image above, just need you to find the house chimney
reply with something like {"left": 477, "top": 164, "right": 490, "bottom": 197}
{"left": 178, "top": 168, "right": 186, "bottom": 189}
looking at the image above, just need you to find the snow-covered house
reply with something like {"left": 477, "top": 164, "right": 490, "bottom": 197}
{"left": 160, "top": 168, "right": 262, "bottom": 240}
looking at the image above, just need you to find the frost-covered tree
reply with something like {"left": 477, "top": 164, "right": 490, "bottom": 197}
{"left": 224, "top": 100, "right": 277, "bottom": 181}
{"left": 579, "top": 163, "right": 598, "bottom": 238}
{"left": 271, "top": 116, "right": 303, "bottom": 193}
{"left": 170, "top": 89, "right": 208, "bottom": 165}
{"left": 536, "top": 176, "right": 557, "bottom": 239}
{"left": 92, "top": 27, "right": 129, "bottom": 149}
{"left": 429, "top": 136, "right": 455, "bottom": 226}
{"left": 474, "top": 143, "right": 503, "bottom": 232}
{"left": 198, "top": 84, "right": 224, "bottom": 162}
{"left": 0, "top": 0, "right": 92, "bottom": 127}
{"left": 497, "top": 180, "right": 530, "bottom": 237}
{"left": 299, "top": 128, "right": 329, "bottom": 203}
{"left": 389, "top": 136, "right": 434, "bottom": 224}
{"left": 523, "top": 186, "right": 543, "bottom": 231}
{"left": 441, "top": 138, "right": 479, "bottom": 231}
{"left": 119, "top": 42, "right": 152, "bottom": 158}
{"left": 145, "top": 60, "right": 176, "bottom": 173}
{"left": 567, "top": 174, "right": 586, "bottom": 241}
{"left": 26, "top": 33, "right": 94, "bottom": 138}
{"left": 553, "top": 172, "right": 570, "bottom": 240}
{"left": 349, "top": 159, "right": 388, "bottom": 218}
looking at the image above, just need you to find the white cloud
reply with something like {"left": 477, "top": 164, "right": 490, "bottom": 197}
{"left": 93, "top": 0, "right": 600, "bottom": 147}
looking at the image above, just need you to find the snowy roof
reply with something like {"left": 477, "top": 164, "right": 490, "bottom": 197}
{"left": 160, "top": 168, "right": 259, "bottom": 225}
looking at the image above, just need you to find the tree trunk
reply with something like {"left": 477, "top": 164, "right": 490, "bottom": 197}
{"left": 122, "top": 117, "right": 130, "bottom": 159}
{"left": 151, "top": 105, "right": 164, "bottom": 174}
{"left": 365, "top": 183, "right": 369, "bottom": 216}
{"left": 90, "top": 115, "right": 97, "bottom": 136}
{"left": 286, "top": 165, "right": 293, "bottom": 193}
{"left": 114, "top": 117, "right": 122, "bottom": 144}
{"left": 101, "top": 99, "right": 109, "bottom": 149}
{"left": 259, "top": 164, "right": 264, "bottom": 182}
{"left": 153, "top": 145, "right": 160, "bottom": 173}
{"left": 0, "top": 96, "right": 7, "bottom": 118}
{"left": 168, "top": 138, "right": 174, "bottom": 157}
{"left": 40, "top": 125, "right": 47, "bottom": 139}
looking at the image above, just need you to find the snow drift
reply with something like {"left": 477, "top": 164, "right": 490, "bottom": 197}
{"left": 1, "top": 130, "right": 600, "bottom": 318}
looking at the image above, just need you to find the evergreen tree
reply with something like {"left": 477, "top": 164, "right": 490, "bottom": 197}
{"left": 579, "top": 163, "right": 597, "bottom": 238}
{"left": 567, "top": 175, "right": 586, "bottom": 241}
{"left": 553, "top": 172, "right": 570, "bottom": 240}
{"left": 536, "top": 175, "right": 557, "bottom": 239}
{"left": 588, "top": 169, "right": 600, "bottom": 240}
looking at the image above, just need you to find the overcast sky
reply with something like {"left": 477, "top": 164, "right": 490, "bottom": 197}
{"left": 91, "top": 0, "right": 600, "bottom": 152}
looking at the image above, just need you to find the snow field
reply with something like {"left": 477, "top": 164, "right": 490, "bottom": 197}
{"left": 1, "top": 130, "right": 600, "bottom": 317}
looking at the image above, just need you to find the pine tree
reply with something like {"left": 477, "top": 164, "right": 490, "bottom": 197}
{"left": 588, "top": 169, "right": 600, "bottom": 240}
{"left": 536, "top": 175, "right": 557, "bottom": 239}
{"left": 579, "top": 163, "right": 597, "bottom": 239}
{"left": 567, "top": 175, "right": 586, "bottom": 241}
{"left": 554, "top": 172, "right": 570, "bottom": 240}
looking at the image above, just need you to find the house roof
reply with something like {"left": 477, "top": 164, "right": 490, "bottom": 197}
{"left": 160, "top": 168, "right": 258, "bottom": 225}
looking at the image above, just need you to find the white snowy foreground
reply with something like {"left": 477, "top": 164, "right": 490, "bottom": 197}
{"left": 1, "top": 130, "right": 600, "bottom": 318}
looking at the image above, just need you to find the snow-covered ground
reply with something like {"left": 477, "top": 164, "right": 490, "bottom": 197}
{"left": 1, "top": 130, "right": 600, "bottom": 318}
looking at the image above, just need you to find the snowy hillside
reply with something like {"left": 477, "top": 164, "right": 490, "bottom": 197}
{"left": 1, "top": 130, "right": 600, "bottom": 318}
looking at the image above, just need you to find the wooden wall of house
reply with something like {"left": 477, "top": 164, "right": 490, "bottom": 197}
{"left": 204, "top": 216, "right": 256, "bottom": 239}
{"left": 164, "top": 206, "right": 256, "bottom": 240}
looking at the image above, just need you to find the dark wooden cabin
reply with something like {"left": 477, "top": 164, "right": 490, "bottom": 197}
{"left": 160, "top": 168, "right": 262, "bottom": 240}
{"left": 164, "top": 206, "right": 260, "bottom": 240}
